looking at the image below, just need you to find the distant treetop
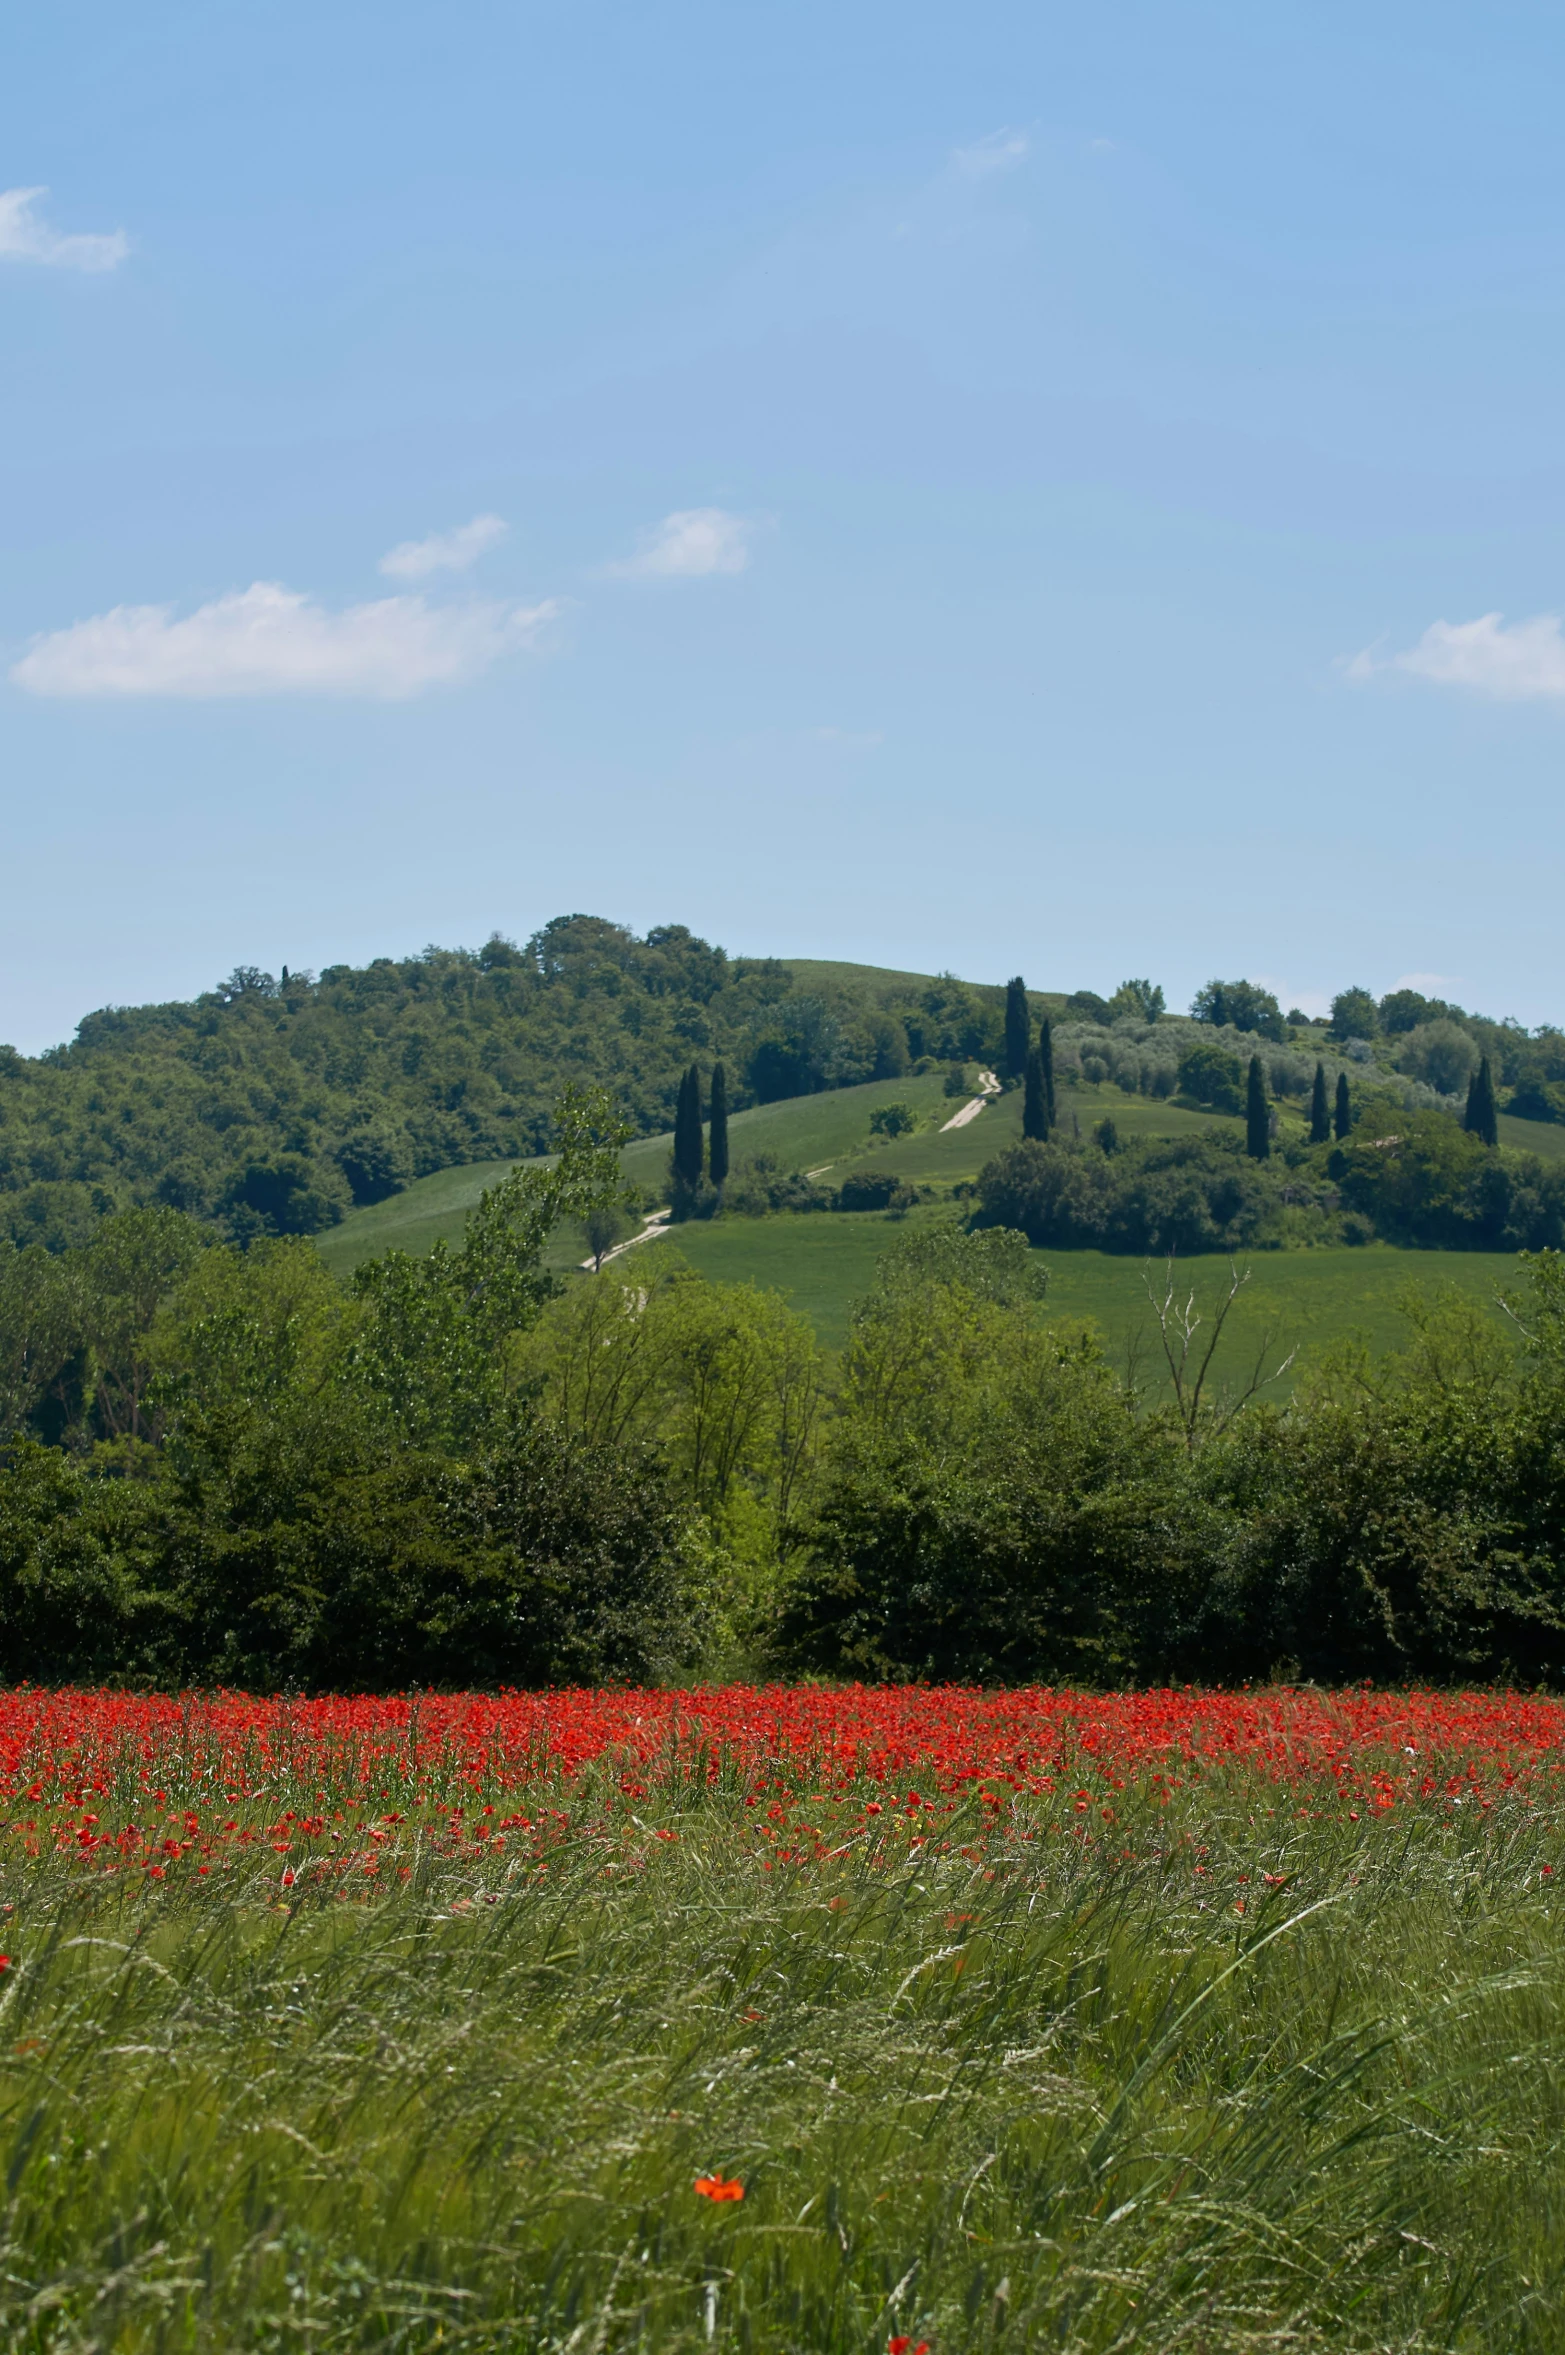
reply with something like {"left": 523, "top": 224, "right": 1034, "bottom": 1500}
{"left": 1189, "top": 979, "right": 1285, "bottom": 1041}
{"left": 1329, "top": 986, "right": 1380, "bottom": 1043}
{"left": 1109, "top": 978, "right": 1165, "bottom": 1023}
{"left": 1379, "top": 986, "right": 1464, "bottom": 1035}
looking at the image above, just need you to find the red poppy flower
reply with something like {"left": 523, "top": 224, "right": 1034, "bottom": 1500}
{"left": 888, "top": 2337, "right": 930, "bottom": 2353}
{"left": 693, "top": 2174, "right": 745, "bottom": 2202}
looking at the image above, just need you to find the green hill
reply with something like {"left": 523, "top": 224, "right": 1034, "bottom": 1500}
{"left": 314, "top": 1069, "right": 1534, "bottom": 1390}
{"left": 314, "top": 1073, "right": 963, "bottom": 1275}
{"left": 10, "top": 915, "right": 1565, "bottom": 1328}
{"left": 660, "top": 1213, "right": 1524, "bottom": 1370}
{"left": 0, "top": 920, "right": 1026, "bottom": 1254}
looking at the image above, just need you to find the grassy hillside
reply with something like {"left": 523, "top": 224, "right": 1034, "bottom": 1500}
{"left": 314, "top": 1073, "right": 960, "bottom": 1276}
{"left": 1499, "top": 1108, "right": 1565, "bottom": 1160}
{"left": 663, "top": 1213, "right": 1523, "bottom": 1369}
{"left": 316, "top": 1069, "right": 1528, "bottom": 1384}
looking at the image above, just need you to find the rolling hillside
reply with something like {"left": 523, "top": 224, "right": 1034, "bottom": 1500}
{"left": 11, "top": 915, "right": 1565, "bottom": 1391}
{"left": 0, "top": 921, "right": 1026, "bottom": 1252}
{"left": 313, "top": 1070, "right": 1250, "bottom": 1276}
{"left": 313, "top": 1070, "right": 1532, "bottom": 1389}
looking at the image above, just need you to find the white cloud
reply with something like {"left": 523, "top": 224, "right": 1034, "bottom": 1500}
{"left": 1348, "top": 610, "right": 1565, "bottom": 700}
{"left": 11, "top": 581, "right": 558, "bottom": 700}
{"left": 379, "top": 513, "right": 508, "bottom": 581}
{"left": 606, "top": 508, "right": 751, "bottom": 579}
{"left": 950, "top": 130, "right": 1029, "bottom": 178}
{"left": 0, "top": 186, "right": 128, "bottom": 272}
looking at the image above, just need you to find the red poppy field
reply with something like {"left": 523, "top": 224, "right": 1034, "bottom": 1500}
{"left": 0, "top": 1684, "right": 1561, "bottom": 2353}
{"left": 0, "top": 1681, "right": 1557, "bottom": 1890}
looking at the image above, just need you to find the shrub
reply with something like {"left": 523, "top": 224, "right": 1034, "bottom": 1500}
{"left": 0, "top": 1421, "right": 696, "bottom": 1690}
{"left": 1329, "top": 1111, "right": 1565, "bottom": 1250}
{"left": 868, "top": 1102, "right": 918, "bottom": 1138}
{"left": 1176, "top": 1039, "right": 1243, "bottom": 1113}
{"left": 1510, "top": 1082, "right": 1565, "bottom": 1124}
{"left": 1395, "top": 1020, "right": 1480, "bottom": 1097}
{"left": 716, "top": 1156, "right": 831, "bottom": 1216}
{"left": 975, "top": 1135, "right": 1278, "bottom": 1254}
{"left": 834, "top": 1169, "right": 915, "bottom": 1213}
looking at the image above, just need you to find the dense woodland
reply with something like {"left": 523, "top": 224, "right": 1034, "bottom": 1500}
{"left": 0, "top": 916, "right": 993, "bottom": 1251}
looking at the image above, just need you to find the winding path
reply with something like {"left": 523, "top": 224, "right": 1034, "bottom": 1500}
{"left": 939, "top": 1069, "right": 1002, "bottom": 1132}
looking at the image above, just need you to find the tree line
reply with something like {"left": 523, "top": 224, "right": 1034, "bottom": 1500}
{"left": 11, "top": 923, "right": 1564, "bottom": 1265}
{"left": 0, "top": 919, "right": 1009, "bottom": 1255}
{"left": 4, "top": 1083, "right": 1565, "bottom": 1691}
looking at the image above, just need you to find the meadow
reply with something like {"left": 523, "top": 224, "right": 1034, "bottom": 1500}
{"left": 664, "top": 1216, "right": 1524, "bottom": 1363}
{"left": 315, "top": 1074, "right": 1530, "bottom": 1372}
{"left": 1, "top": 1683, "right": 1563, "bottom": 2352}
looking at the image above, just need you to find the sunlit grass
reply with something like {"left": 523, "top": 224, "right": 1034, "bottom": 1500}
{"left": 0, "top": 1728, "right": 1561, "bottom": 2350}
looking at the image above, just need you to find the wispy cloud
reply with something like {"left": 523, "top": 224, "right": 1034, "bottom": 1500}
{"left": 379, "top": 513, "right": 508, "bottom": 581}
{"left": 11, "top": 582, "right": 558, "bottom": 699}
{"left": 1348, "top": 611, "right": 1565, "bottom": 700}
{"left": 949, "top": 130, "right": 1029, "bottom": 178}
{"left": 605, "top": 508, "right": 752, "bottom": 579}
{"left": 1392, "top": 971, "right": 1464, "bottom": 997}
{"left": 0, "top": 186, "right": 128, "bottom": 272}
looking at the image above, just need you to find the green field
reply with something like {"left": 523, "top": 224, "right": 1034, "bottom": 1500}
{"left": 314, "top": 1072, "right": 1565, "bottom": 1284}
{"left": 657, "top": 1212, "right": 1523, "bottom": 1370}
{"left": 313, "top": 1075, "right": 1237, "bottom": 1277}
{"left": 5, "top": 1701, "right": 1565, "bottom": 2351}
{"left": 315, "top": 1073, "right": 1531, "bottom": 1377}
{"left": 1499, "top": 1108, "right": 1565, "bottom": 1158}
{"left": 314, "top": 1075, "right": 959, "bottom": 1278}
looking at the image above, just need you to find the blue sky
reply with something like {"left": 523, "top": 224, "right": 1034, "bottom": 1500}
{"left": 6, "top": 1, "right": 1565, "bottom": 1052}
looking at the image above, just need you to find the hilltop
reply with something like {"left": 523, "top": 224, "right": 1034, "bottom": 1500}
{"left": 4, "top": 920, "right": 1565, "bottom": 1263}
{"left": 0, "top": 918, "right": 1022, "bottom": 1251}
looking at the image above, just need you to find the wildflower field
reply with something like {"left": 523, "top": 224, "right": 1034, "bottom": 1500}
{"left": 2, "top": 1685, "right": 1564, "bottom": 2352}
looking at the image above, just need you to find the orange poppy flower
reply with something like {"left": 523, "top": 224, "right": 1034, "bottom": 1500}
{"left": 693, "top": 2173, "right": 745, "bottom": 2202}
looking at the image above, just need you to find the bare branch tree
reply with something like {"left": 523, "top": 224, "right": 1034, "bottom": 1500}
{"left": 1143, "top": 1255, "right": 1296, "bottom": 1451}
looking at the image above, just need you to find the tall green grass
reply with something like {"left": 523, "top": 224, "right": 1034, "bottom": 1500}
{"left": 0, "top": 1763, "right": 1561, "bottom": 2348}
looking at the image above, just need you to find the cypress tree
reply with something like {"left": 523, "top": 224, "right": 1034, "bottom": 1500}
{"left": 1334, "top": 1072, "right": 1351, "bottom": 1140}
{"left": 1039, "top": 1018, "right": 1056, "bottom": 1128}
{"left": 708, "top": 1061, "right": 730, "bottom": 1186}
{"left": 1003, "top": 977, "right": 1030, "bottom": 1083}
{"left": 1023, "top": 1047, "right": 1050, "bottom": 1140}
{"left": 1465, "top": 1054, "right": 1499, "bottom": 1147}
{"left": 672, "top": 1064, "right": 703, "bottom": 1190}
{"left": 1309, "top": 1061, "right": 1330, "bottom": 1144}
{"left": 1245, "top": 1055, "right": 1270, "bottom": 1160}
